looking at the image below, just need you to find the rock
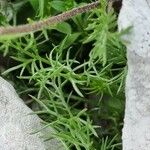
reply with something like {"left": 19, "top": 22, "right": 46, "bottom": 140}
{"left": 118, "top": 0, "right": 150, "bottom": 149}
{"left": 0, "top": 77, "right": 63, "bottom": 150}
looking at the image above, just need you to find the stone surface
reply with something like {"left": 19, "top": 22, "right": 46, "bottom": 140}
{"left": 0, "top": 77, "right": 63, "bottom": 150}
{"left": 118, "top": 0, "right": 150, "bottom": 149}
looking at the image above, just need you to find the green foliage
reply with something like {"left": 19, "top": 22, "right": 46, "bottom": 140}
{"left": 0, "top": 0, "right": 126, "bottom": 149}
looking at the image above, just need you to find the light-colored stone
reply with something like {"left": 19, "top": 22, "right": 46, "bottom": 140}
{"left": 118, "top": 0, "right": 150, "bottom": 149}
{"left": 0, "top": 77, "right": 63, "bottom": 150}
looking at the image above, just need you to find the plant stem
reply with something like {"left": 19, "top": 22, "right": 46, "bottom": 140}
{"left": 0, "top": 1, "right": 100, "bottom": 36}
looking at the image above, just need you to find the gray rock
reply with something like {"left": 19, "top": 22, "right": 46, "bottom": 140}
{"left": 118, "top": 0, "right": 150, "bottom": 149}
{"left": 0, "top": 77, "right": 63, "bottom": 150}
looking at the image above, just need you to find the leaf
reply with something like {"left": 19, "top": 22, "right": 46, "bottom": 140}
{"left": 61, "top": 33, "right": 81, "bottom": 50}
{"left": 55, "top": 22, "right": 72, "bottom": 34}
{"left": 50, "top": 1, "right": 66, "bottom": 11}
{"left": 70, "top": 80, "right": 84, "bottom": 97}
{"left": 0, "top": 33, "right": 27, "bottom": 40}
{"left": 2, "top": 64, "right": 24, "bottom": 75}
{"left": 28, "top": 0, "right": 39, "bottom": 11}
{"left": 29, "top": 0, "right": 48, "bottom": 18}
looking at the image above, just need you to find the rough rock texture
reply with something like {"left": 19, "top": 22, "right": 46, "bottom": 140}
{"left": 118, "top": 0, "right": 150, "bottom": 149}
{"left": 0, "top": 77, "right": 63, "bottom": 150}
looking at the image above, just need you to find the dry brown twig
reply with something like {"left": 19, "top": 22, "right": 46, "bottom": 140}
{"left": 0, "top": 1, "right": 100, "bottom": 36}
{"left": 0, "top": 0, "right": 121, "bottom": 36}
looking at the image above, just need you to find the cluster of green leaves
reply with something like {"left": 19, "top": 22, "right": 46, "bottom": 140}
{"left": 0, "top": 0, "right": 126, "bottom": 149}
